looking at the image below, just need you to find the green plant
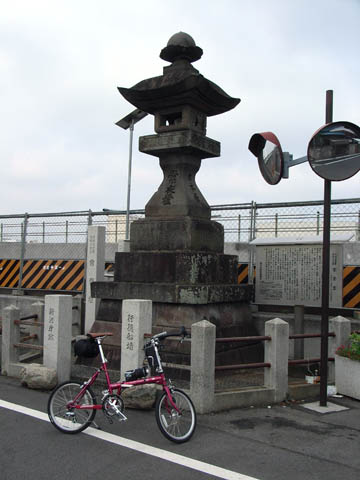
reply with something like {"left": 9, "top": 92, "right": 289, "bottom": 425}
{"left": 336, "top": 333, "right": 360, "bottom": 361}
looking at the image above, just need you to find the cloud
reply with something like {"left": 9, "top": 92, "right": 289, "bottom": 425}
{"left": 0, "top": 0, "right": 359, "bottom": 215}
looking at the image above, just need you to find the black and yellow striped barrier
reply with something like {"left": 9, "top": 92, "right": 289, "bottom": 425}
{"left": 0, "top": 259, "right": 84, "bottom": 292}
{"left": 237, "top": 263, "right": 249, "bottom": 284}
{"left": 343, "top": 266, "right": 360, "bottom": 308}
{"left": 1, "top": 259, "right": 359, "bottom": 308}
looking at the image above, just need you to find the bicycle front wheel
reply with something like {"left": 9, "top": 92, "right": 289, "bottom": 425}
{"left": 155, "top": 388, "right": 196, "bottom": 443}
{"left": 47, "top": 382, "right": 96, "bottom": 434}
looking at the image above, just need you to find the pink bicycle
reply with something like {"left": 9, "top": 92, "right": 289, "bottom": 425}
{"left": 47, "top": 328, "right": 196, "bottom": 443}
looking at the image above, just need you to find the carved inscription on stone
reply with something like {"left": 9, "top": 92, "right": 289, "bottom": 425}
{"left": 162, "top": 168, "right": 179, "bottom": 205}
{"left": 188, "top": 173, "right": 201, "bottom": 203}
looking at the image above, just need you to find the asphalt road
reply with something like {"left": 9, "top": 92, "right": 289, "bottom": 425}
{"left": 1, "top": 375, "right": 360, "bottom": 480}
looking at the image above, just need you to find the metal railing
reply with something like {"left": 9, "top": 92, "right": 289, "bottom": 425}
{"left": 0, "top": 198, "right": 359, "bottom": 245}
{"left": 214, "top": 332, "right": 335, "bottom": 374}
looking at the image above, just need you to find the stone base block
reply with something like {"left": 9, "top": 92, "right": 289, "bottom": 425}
{"left": 92, "top": 281, "right": 252, "bottom": 304}
{"left": 114, "top": 251, "right": 238, "bottom": 284}
{"left": 130, "top": 217, "right": 224, "bottom": 252}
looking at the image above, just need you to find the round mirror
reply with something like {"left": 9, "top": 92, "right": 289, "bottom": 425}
{"left": 307, "top": 121, "right": 360, "bottom": 181}
{"left": 248, "top": 132, "right": 284, "bottom": 185}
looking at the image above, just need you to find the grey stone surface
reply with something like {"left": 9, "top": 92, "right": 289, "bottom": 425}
{"left": 120, "top": 299, "right": 152, "bottom": 381}
{"left": 264, "top": 318, "right": 289, "bottom": 402}
{"left": 130, "top": 218, "right": 224, "bottom": 252}
{"left": 1, "top": 305, "right": 20, "bottom": 376}
{"left": 329, "top": 316, "right": 352, "bottom": 382}
{"left": 335, "top": 355, "right": 360, "bottom": 400}
{"left": 92, "top": 281, "right": 251, "bottom": 305}
{"left": 43, "top": 295, "right": 72, "bottom": 383}
{"left": 85, "top": 226, "right": 105, "bottom": 333}
{"left": 115, "top": 251, "right": 238, "bottom": 284}
{"left": 139, "top": 131, "right": 220, "bottom": 158}
{"left": 121, "top": 383, "right": 158, "bottom": 409}
{"left": 20, "top": 363, "right": 57, "bottom": 390}
{"left": 190, "top": 319, "right": 216, "bottom": 413}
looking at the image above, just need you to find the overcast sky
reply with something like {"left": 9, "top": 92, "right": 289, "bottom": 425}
{"left": 1, "top": 0, "right": 359, "bottom": 215}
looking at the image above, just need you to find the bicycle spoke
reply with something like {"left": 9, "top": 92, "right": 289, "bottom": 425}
{"left": 48, "top": 382, "right": 96, "bottom": 434}
{"left": 156, "top": 389, "right": 196, "bottom": 443}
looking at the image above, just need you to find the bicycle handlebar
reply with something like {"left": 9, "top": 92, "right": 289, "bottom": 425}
{"left": 152, "top": 326, "right": 189, "bottom": 341}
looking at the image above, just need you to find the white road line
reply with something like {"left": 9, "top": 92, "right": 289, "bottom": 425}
{"left": 0, "top": 399, "right": 259, "bottom": 480}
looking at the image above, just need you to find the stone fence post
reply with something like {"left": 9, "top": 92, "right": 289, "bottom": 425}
{"left": 43, "top": 295, "right": 72, "bottom": 383}
{"left": 85, "top": 225, "right": 105, "bottom": 333}
{"left": 328, "top": 315, "right": 351, "bottom": 383}
{"left": 190, "top": 319, "right": 216, "bottom": 414}
{"left": 121, "top": 299, "right": 152, "bottom": 380}
{"left": 264, "top": 318, "right": 289, "bottom": 403}
{"left": 1, "top": 305, "right": 21, "bottom": 377}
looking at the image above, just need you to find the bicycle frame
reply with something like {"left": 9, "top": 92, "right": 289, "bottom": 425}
{"left": 68, "top": 339, "right": 180, "bottom": 414}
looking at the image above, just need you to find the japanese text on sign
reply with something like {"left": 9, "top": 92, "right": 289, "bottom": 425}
{"left": 126, "top": 313, "right": 135, "bottom": 351}
{"left": 255, "top": 244, "right": 342, "bottom": 307}
{"left": 47, "top": 307, "right": 56, "bottom": 341}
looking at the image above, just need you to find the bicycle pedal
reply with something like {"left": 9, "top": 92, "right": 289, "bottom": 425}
{"left": 117, "top": 413, "right": 127, "bottom": 422}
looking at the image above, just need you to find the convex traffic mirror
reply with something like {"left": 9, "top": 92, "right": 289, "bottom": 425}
{"left": 307, "top": 121, "right": 360, "bottom": 181}
{"left": 248, "top": 132, "right": 284, "bottom": 185}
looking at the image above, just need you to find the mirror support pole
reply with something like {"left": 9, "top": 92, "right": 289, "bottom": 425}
{"left": 319, "top": 89, "right": 333, "bottom": 407}
{"left": 282, "top": 154, "right": 308, "bottom": 179}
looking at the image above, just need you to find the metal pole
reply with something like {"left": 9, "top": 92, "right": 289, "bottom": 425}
{"left": 317, "top": 211, "right": 320, "bottom": 236}
{"left": 18, "top": 213, "right": 29, "bottom": 293}
{"left": 294, "top": 305, "right": 305, "bottom": 360}
{"left": 319, "top": 89, "right": 333, "bottom": 406}
{"left": 125, "top": 119, "right": 135, "bottom": 241}
{"left": 238, "top": 215, "right": 241, "bottom": 242}
{"left": 248, "top": 201, "right": 256, "bottom": 284}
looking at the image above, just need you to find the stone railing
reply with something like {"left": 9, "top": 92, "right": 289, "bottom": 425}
{"left": 1, "top": 295, "right": 74, "bottom": 384}
{"left": 190, "top": 315, "right": 351, "bottom": 413}
{"left": 119, "top": 300, "right": 352, "bottom": 413}
{"left": 1, "top": 297, "right": 352, "bottom": 412}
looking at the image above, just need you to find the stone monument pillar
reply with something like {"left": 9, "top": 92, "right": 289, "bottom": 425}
{"left": 92, "top": 33, "right": 258, "bottom": 366}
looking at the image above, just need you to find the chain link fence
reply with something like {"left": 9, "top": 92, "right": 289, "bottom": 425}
{"left": 0, "top": 198, "right": 359, "bottom": 246}
{"left": 0, "top": 198, "right": 359, "bottom": 292}
{"left": 212, "top": 198, "right": 360, "bottom": 243}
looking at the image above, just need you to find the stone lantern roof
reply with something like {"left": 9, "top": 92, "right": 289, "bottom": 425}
{"left": 118, "top": 32, "right": 240, "bottom": 117}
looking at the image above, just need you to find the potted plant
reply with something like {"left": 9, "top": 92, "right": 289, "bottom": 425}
{"left": 335, "top": 332, "right": 360, "bottom": 400}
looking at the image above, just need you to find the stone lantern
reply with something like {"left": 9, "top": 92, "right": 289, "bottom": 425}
{"left": 92, "top": 33, "right": 258, "bottom": 366}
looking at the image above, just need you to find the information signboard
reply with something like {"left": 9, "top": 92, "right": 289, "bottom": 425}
{"left": 254, "top": 242, "right": 343, "bottom": 307}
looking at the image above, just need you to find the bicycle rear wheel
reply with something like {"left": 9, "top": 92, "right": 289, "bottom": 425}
{"left": 155, "top": 388, "right": 196, "bottom": 443}
{"left": 47, "top": 381, "right": 96, "bottom": 434}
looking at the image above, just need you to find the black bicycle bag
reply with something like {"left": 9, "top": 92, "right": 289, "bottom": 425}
{"left": 144, "top": 343, "right": 160, "bottom": 369}
{"left": 74, "top": 337, "right": 99, "bottom": 358}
